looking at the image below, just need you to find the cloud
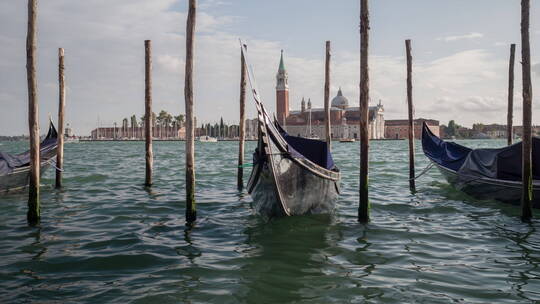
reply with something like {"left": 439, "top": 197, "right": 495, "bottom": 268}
{"left": 0, "top": 2, "right": 538, "bottom": 136}
{"left": 199, "top": 0, "right": 230, "bottom": 9}
{"left": 456, "top": 96, "right": 505, "bottom": 113}
{"left": 157, "top": 55, "right": 184, "bottom": 73}
{"left": 0, "top": 0, "right": 249, "bottom": 135}
{"left": 436, "top": 32, "right": 483, "bottom": 42}
{"left": 533, "top": 63, "right": 540, "bottom": 76}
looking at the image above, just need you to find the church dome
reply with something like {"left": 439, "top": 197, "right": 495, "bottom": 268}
{"left": 331, "top": 88, "right": 349, "bottom": 109}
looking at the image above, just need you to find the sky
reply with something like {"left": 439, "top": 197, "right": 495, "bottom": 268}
{"left": 1, "top": 0, "right": 539, "bottom": 136}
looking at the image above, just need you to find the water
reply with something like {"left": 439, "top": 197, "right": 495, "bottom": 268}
{"left": 0, "top": 139, "right": 538, "bottom": 303}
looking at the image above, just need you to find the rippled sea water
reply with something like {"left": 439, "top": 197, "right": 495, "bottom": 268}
{"left": 0, "top": 139, "right": 538, "bottom": 303}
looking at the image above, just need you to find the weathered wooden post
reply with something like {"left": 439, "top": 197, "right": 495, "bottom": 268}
{"left": 185, "top": 0, "right": 197, "bottom": 222}
{"left": 26, "top": 0, "right": 40, "bottom": 225}
{"left": 405, "top": 39, "right": 415, "bottom": 192}
{"left": 520, "top": 0, "right": 533, "bottom": 221}
{"left": 56, "top": 48, "right": 65, "bottom": 189}
{"left": 145, "top": 40, "right": 153, "bottom": 187}
{"left": 358, "top": 0, "right": 370, "bottom": 223}
{"left": 507, "top": 44, "right": 516, "bottom": 146}
{"left": 237, "top": 45, "right": 247, "bottom": 190}
{"left": 324, "top": 41, "right": 332, "bottom": 149}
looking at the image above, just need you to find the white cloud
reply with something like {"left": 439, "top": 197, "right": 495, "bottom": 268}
{"left": 199, "top": 0, "right": 230, "bottom": 9}
{"left": 533, "top": 63, "right": 540, "bottom": 76}
{"left": 157, "top": 55, "right": 184, "bottom": 73}
{"left": 436, "top": 32, "right": 484, "bottom": 42}
{"left": 457, "top": 96, "right": 505, "bottom": 113}
{"left": 0, "top": 2, "right": 539, "bottom": 136}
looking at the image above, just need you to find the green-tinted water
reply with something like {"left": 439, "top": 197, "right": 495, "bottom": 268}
{"left": 0, "top": 140, "right": 538, "bottom": 303}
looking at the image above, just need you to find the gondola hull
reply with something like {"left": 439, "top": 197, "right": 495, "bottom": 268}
{"left": 0, "top": 121, "right": 58, "bottom": 194}
{"left": 248, "top": 142, "right": 340, "bottom": 219}
{"left": 422, "top": 122, "right": 540, "bottom": 208}
{"left": 241, "top": 42, "right": 340, "bottom": 219}
{"left": 0, "top": 161, "right": 53, "bottom": 193}
{"left": 433, "top": 162, "right": 540, "bottom": 208}
{"left": 247, "top": 112, "right": 340, "bottom": 219}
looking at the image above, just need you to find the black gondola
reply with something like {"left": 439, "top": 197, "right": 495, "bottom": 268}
{"left": 0, "top": 121, "right": 58, "bottom": 193}
{"left": 421, "top": 122, "right": 540, "bottom": 208}
{"left": 242, "top": 44, "right": 341, "bottom": 219}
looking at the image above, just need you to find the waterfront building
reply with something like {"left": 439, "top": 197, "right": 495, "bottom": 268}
{"left": 90, "top": 126, "right": 186, "bottom": 140}
{"left": 274, "top": 51, "right": 385, "bottom": 140}
{"left": 245, "top": 118, "right": 258, "bottom": 141}
{"left": 384, "top": 118, "right": 440, "bottom": 140}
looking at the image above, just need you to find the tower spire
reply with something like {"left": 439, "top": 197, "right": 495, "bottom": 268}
{"left": 279, "top": 49, "right": 285, "bottom": 71}
{"left": 276, "top": 50, "right": 289, "bottom": 125}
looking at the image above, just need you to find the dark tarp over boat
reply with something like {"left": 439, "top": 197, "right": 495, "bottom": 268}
{"left": 422, "top": 122, "right": 540, "bottom": 208}
{"left": 241, "top": 43, "right": 341, "bottom": 219}
{"left": 274, "top": 122, "right": 335, "bottom": 170}
{"left": 0, "top": 122, "right": 58, "bottom": 193}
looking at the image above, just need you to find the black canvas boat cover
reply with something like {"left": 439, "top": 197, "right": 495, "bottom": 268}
{"left": 0, "top": 123, "right": 58, "bottom": 176}
{"left": 422, "top": 122, "right": 540, "bottom": 181}
{"left": 275, "top": 122, "right": 336, "bottom": 170}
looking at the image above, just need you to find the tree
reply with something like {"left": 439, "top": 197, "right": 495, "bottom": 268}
{"left": 447, "top": 120, "right": 457, "bottom": 137}
{"left": 122, "top": 118, "right": 129, "bottom": 137}
{"left": 220, "top": 117, "right": 224, "bottom": 138}
{"left": 446, "top": 120, "right": 463, "bottom": 138}
{"left": 157, "top": 110, "right": 169, "bottom": 126}
{"left": 472, "top": 123, "right": 485, "bottom": 133}
{"left": 213, "top": 123, "right": 219, "bottom": 138}
{"left": 175, "top": 114, "right": 185, "bottom": 128}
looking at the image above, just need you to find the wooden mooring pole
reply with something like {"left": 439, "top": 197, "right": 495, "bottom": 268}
{"left": 56, "top": 48, "right": 65, "bottom": 189}
{"left": 405, "top": 40, "right": 415, "bottom": 192}
{"left": 520, "top": 0, "right": 533, "bottom": 221}
{"left": 507, "top": 44, "right": 516, "bottom": 146}
{"left": 27, "top": 0, "right": 40, "bottom": 225}
{"left": 237, "top": 45, "right": 247, "bottom": 190}
{"left": 324, "top": 41, "right": 331, "bottom": 149}
{"left": 145, "top": 40, "right": 153, "bottom": 187}
{"left": 358, "top": 0, "right": 370, "bottom": 223}
{"left": 185, "top": 0, "right": 197, "bottom": 223}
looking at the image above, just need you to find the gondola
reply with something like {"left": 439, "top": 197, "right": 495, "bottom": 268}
{"left": 242, "top": 44, "right": 341, "bottom": 219}
{"left": 0, "top": 121, "right": 58, "bottom": 193}
{"left": 421, "top": 122, "right": 540, "bottom": 208}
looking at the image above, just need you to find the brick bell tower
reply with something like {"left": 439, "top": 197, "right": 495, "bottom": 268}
{"left": 276, "top": 50, "right": 289, "bottom": 125}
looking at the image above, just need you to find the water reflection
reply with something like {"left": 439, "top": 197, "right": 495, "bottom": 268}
{"left": 495, "top": 223, "right": 540, "bottom": 302}
{"left": 237, "top": 215, "right": 332, "bottom": 303}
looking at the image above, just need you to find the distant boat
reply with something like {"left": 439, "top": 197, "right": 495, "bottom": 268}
{"left": 339, "top": 138, "right": 355, "bottom": 143}
{"left": 0, "top": 121, "right": 58, "bottom": 194}
{"left": 422, "top": 122, "right": 540, "bottom": 208}
{"left": 198, "top": 136, "right": 217, "bottom": 142}
{"left": 242, "top": 43, "right": 340, "bottom": 219}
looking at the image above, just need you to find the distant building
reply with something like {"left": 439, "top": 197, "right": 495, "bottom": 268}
{"left": 273, "top": 51, "right": 385, "bottom": 140}
{"left": 90, "top": 125, "right": 186, "bottom": 140}
{"left": 507, "top": 125, "right": 540, "bottom": 138}
{"left": 65, "top": 123, "right": 75, "bottom": 137}
{"left": 472, "top": 124, "right": 507, "bottom": 139}
{"left": 245, "top": 118, "right": 258, "bottom": 140}
{"left": 89, "top": 117, "right": 197, "bottom": 140}
{"left": 385, "top": 118, "right": 440, "bottom": 139}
